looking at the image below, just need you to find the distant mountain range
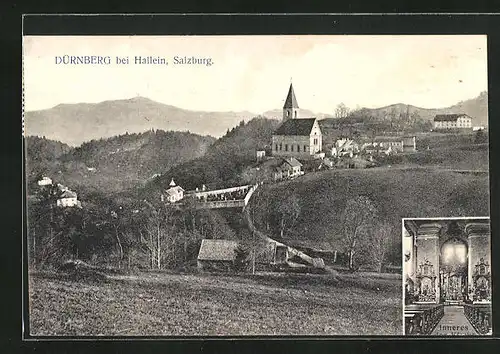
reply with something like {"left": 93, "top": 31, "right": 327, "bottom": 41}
{"left": 25, "top": 92, "right": 487, "bottom": 146}
{"left": 24, "top": 97, "right": 257, "bottom": 146}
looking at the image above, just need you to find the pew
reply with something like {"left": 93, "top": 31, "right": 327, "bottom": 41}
{"left": 464, "top": 303, "right": 492, "bottom": 335}
{"left": 405, "top": 303, "right": 444, "bottom": 335}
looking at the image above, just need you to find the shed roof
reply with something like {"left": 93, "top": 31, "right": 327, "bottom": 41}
{"left": 197, "top": 239, "right": 239, "bottom": 261}
{"left": 273, "top": 118, "right": 317, "bottom": 136}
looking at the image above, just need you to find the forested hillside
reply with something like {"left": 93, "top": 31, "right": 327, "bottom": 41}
{"left": 25, "top": 130, "right": 215, "bottom": 195}
{"left": 147, "top": 117, "right": 280, "bottom": 194}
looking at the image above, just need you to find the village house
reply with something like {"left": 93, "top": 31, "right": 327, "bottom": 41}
{"left": 331, "top": 138, "right": 359, "bottom": 158}
{"left": 162, "top": 179, "right": 184, "bottom": 203}
{"left": 376, "top": 138, "right": 404, "bottom": 153}
{"left": 256, "top": 150, "right": 266, "bottom": 162}
{"left": 197, "top": 239, "right": 240, "bottom": 271}
{"left": 56, "top": 189, "right": 80, "bottom": 208}
{"left": 362, "top": 142, "right": 394, "bottom": 156}
{"left": 273, "top": 157, "right": 304, "bottom": 181}
{"left": 37, "top": 176, "right": 52, "bottom": 186}
{"left": 271, "top": 83, "right": 323, "bottom": 158}
{"left": 434, "top": 113, "right": 472, "bottom": 130}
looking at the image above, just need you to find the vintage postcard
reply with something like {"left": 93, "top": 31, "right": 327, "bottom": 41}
{"left": 23, "top": 34, "right": 489, "bottom": 337}
{"left": 403, "top": 217, "right": 492, "bottom": 336}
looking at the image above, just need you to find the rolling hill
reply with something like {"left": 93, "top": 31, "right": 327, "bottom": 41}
{"left": 249, "top": 166, "right": 490, "bottom": 265}
{"left": 25, "top": 130, "right": 215, "bottom": 195}
{"left": 146, "top": 117, "right": 280, "bottom": 194}
{"left": 24, "top": 97, "right": 257, "bottom": 146}
{"left": 24, "top": 91, "right": 487, "bottom": 147}
{"left": 354, "top": 91, "right": 488, "bottom": 126}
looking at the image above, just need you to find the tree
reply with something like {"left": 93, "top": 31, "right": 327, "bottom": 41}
{"left": 234, "top": 243, "right": 250, "bottom": 272}
{"left": 335, "top": 103, "right": 350, "bottom": 118}
{"left": 276, "top": 194, "right": 301, "bottom": 239}
{"left": 140, "top": 199, "right": 174, "bottom": 269}
{"left": 340, "top": 196, "right": 378, "bottom": 270}
{"left": 252, "top": 188, "right": 273, "bottom": 231}
{"left": 368, "top": 221, "right": 394, "bottom": 272}
{"left": 474, "top": 129, "right": 487, "bottom": 144}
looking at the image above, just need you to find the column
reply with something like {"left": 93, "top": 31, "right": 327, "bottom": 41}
{"left": 416, "top": 223, "right": 442, "bottom": 303}
{"left": 465, "top": 221, "right": 491, "bottom": 302}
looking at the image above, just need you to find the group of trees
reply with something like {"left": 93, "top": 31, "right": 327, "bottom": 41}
{"left": 329, "top": 103, "right": 433, "bottom": 137}
{"left": 339, "top": 196, "right": 395, "bottom": 272}
{"left": 251, "top": 189, "right": 397, "bottom": 272}
{"left": 27, "top": 184, "right": 237, "bottom": 271}
{"left": 29, "top": 181, "right": 397, "bottom": 273}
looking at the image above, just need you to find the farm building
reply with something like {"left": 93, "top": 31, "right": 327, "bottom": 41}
{"left": 57, "top": 189, "right": 80, "bottom": 208}
{"left": 197, "top": 239, "right": 240, "bottom": 271}
{"left": 273, "top": 157, "right": 304, "bottom": 181}
{"left": 433, "top": 113, "right": 472, "bottom": 129}
{"left": 37, "top": 176, "right": 52, "bottom": 186}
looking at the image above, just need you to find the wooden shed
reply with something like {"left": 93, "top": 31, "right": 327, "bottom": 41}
{"left": 197, "top": 239, "right": 239, "bottom": 272}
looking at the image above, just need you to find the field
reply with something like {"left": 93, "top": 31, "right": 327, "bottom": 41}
{"left": 28, "top": 270, "right": 402, "bottom": 336}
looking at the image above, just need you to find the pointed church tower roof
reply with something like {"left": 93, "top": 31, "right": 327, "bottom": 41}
{"left": 283, "top": 83, "right": 299, "bottom": 109}
{"left": 169, "top": 179, "right": 176, "bottom": 187}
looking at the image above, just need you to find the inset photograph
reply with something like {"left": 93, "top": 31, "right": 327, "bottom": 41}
{"left": 403, "top": 217, "right": 491, "bottom": 335}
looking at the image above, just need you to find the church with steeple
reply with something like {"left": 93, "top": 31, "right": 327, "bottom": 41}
{"left": 271, "top": 83, "right": 323, "bottom": 158}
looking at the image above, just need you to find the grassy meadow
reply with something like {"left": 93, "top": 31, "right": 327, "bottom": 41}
{"left": 28, "top": 270, "right": 402, "bottom": 336}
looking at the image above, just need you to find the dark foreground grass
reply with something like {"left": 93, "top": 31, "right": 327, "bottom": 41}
{"left": 28, "top": 270, "right": 402, "bottom": 336}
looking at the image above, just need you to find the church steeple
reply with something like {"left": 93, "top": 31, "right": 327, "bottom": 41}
{"left": 283, "top": 83, "right": 299, "bottom": 121}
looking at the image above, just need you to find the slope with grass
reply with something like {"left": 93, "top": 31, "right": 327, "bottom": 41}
{"left": 250, "top": 167, "right": 490, "bottom": 262}
{"left": 28, "top": 270, "right": 402, "bottom": 336}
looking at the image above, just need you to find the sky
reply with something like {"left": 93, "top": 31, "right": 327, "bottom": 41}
{"left": 23, "top": 35, "right": 488, "bottom": 113}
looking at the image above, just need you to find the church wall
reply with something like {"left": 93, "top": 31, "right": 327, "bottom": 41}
{"left": 272, "top": 135, "right": 312, "bottom": 157}
{"left": 309, "top": 121, "right": 323, "bottom": 153}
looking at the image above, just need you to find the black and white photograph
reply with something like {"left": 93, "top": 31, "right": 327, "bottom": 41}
{"left": 23, "top": 34, "right": 490, "bottom": 336}
{"left": 403, "top": 217, "right": 492, "bottom": 336}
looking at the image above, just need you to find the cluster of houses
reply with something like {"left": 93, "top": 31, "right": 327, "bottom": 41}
{"left": 161, "top": 83, "right": 486, "bottom": 272}
{"left": 37, "top": 176, "right": 81, "bottom": 208}
{"left": 252, "top": 83, "right": 421, "bottom": 180}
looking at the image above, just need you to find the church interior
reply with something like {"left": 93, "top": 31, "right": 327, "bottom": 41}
{"left": 403, "top": 218, "right": 491, "bottom": 335}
